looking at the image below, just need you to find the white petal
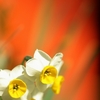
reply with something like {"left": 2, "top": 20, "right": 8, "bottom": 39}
{"left": 20, "top": 89, "right": 31, "bottom": 100}
{"left": 0, "top": 79, "right": 10, "bottom": 89}
{"left": 10, "top": 65, "right": 24, "bottom": 79}
{"left": 26, "top": 59, "right": 43, "bottom": 76}
{"left": 2, "top": 87, "right": 14, "bottom": 100}
{"left": 0, "top": 69, "right": 10, "bottom": 95}
{"left": 0, "top": 85, "right": 8, "bottom": 96}
{"left": 50, "top": 53, "right": 63, "bottom": 73}
{"left": 34, "top": 49, "right": 51, "bottom": 67}
{"left": 32, "top": 87, "right": 44, "bottom": 100}
{"left": 35, "top": 77, "right": 49, "bottom": 92}
{"left": 23, "top": 71, "right": 36, "bottom": 82}
{"left": 0, "top": 69, "right": 10, "bottom": 78}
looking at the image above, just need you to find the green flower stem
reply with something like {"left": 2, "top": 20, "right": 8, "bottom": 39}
{"left": 0, "top": 96, "right": 2, "bottom": 100}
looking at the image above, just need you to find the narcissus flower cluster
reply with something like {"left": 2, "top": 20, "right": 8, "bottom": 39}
{"left": 0, "top": 49, "right": 64, "bottom": 100}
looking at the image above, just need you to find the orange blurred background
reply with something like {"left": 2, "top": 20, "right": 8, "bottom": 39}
{"left": 0, "top": 0, "right": 99, "bottom": 100}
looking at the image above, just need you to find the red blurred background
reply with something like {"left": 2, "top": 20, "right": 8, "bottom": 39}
{"left": 0, "top": 0, "right": 99, "bottom": 100}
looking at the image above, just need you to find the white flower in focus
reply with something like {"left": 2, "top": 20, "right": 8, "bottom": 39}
{"left": 2, "top": 75, "right": 35, "bottom": 100}
{"left": 0, "top": 65, "right": 24, "bottom": 96}
{"left": 25, "top": 49, "right": 64, "bottom": 94}
{"left": 0, "top": 65, "right": 34, "bottom": 100}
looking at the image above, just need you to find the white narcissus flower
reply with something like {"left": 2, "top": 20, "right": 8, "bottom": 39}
{"left": 2, "top": 76, "right": 35, "bottom": 100}
{"left": 25, "top": 49, "right": 64, "bottom": 96}
{"left": 0, "top": 49, "right": 64, "bottom": 100}
{"left": 1, "top": 65, "right": 36, "bottom": 100}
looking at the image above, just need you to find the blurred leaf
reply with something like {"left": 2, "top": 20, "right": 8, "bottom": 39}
{"left": 0, "top": 96, "right": 2, "bottom": 100}
{"left": 43, "top": 88, "right": 54, "bottom": 100}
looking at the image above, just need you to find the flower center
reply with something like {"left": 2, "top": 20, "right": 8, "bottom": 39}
{"left": 44, "top": 69, "right": 51, "bottom": 76}
{"left": 13, "top": 84, "right": 19, "bottom": 90}
{"left": 40, "top": 66, "right": 57, "bottom": 84}
{"left": 8, "top": 79, "right": 27, "bottom": 98}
